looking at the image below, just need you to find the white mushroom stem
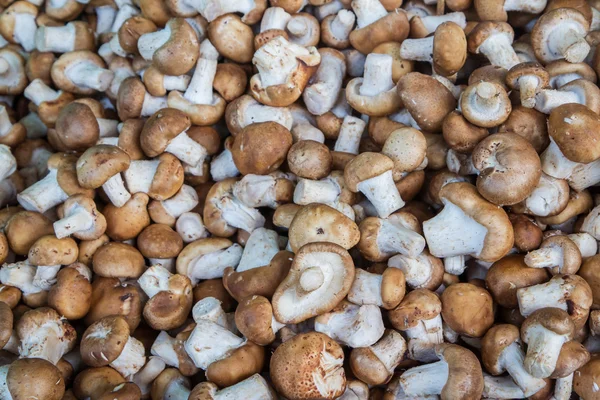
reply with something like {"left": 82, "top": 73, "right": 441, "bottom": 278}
{"left": 3, "top": 331, "right": 19, "bottom": 354}
{"left": 183, "top": 58, "right": 217, "bottom": 105}
{"left": 303, "top": 51, "right": 346, "bottom": 116}
{"left": 357, "top": 170, "right": 404, "bottom": 218}
{"left": 184, "top": 319, "right": 245, "bottom": 369}
{"left": 0, "top": 262, "right": 42, "bottom": 295}
{"left": 404, "top": 315, "right": 444, "bottom": 362}
{"left": 233, "top": 174, "right": 285, "bottom": 209}
{"left": 566, "top": 158, "right": 600, "bottom": 191}
{"left": 581, "top": 205, "right": 600, "bottom": 241}
{"left": 423, "top": 200, "right": 487, "bottom": 258}
{"left": 315, "top": 303, "right": 385, "bottom": 348}
{"left": 400, "top": 37, "right": 434, "bottom": 63}
{"left": 500, "top": 342, "right": 547, "bottom": 397}
{"left": 483, "top": 374, "right": 526, "bottom": 400}
{"left": 20, "top": 112, "right": 48, "bottom": 139}
{"left": 17, "top": 168, "right": 69, "bottom": 213}
{"left": 329, "top": 10, "right": 355, "bottom": 40}
{"left": 419, "top": 12, "right": 467, "bottom": 33}
{"left": 162, "top": 74, "right": 191, "bottom": 92}
{"left": 478, "top": 34, "right": 521, "bottom": 70}
{"left": 294, "top": 178, "right": 340, "bottom": 205}
{"left": 217, "top": 374, "right": 274, "bottom": 399}
{"left": 176, "top": 212, "right": 208, "bottom": 243}
{"left": 540, "top": 138, "right": 579, "bottom": 180}
{"left": 400, "top": 359, "right": 449, "bottom": 397}
{"left": 351, "top": 0, "right": 387, "bottom": 28}
{"left": 524, "top": 247, "right": 563, "bottom": 269}
{"left": 96, "top": 6, "right": 117, "bottom": 35}
{"left": 0, "top": 107, "right": 12, "bottom": 137}
{"left": 0, "top": 366, "right": 10, "bottom": 399}
{"left": 132, "top": 357, "right": 166, "bottom": 398}
{"left": 347, "top": 269, "right": 385, "bottom": 306}
{"left": 65, "top": 61, "right": 114, "bottom": 92}
{"left": 253, "top": 37, "right": 314, "bottom": 87}
{"left": 109, "top": 34, "right": 128, "bottom": 57}
{"left": 503, "top": 0, "right": 546, "bottom": 13}
{"left": 159, "top": 184, "right": 199, "bottom": 219}
{"left": 517, "top": 75, "right": 541, "bottom": 108}
{"left": 343, "top": 49, "right": 366, "bottom": 77}
{"left": 552, "top": 373, "right": 573, "bottom": 400}
{"left": 568, "top": 232, "right": 597, "bottom": 258}
{"left": 199, "top": 39, "right": 219, "bottom": 60}
{"left": 98, "top": 118, "right": 119, "bottom": 138}
{"left": 534, "top": 88, "right": 582, "bottom": 114}
{"left": 109, "top": 335, "right": 146, "bottom": 379}
{"left": 0, "top": 145, "right": 16, "bottom": 182}
{"left": 523, "top": 325, "right": 568, "bottom": 378}
{"left": 551, "top": 25, "right": 591, "bottom": 63}
{"left": 165, "top": 131, "right": 208, "bottom": 167}
{"left": 12, "top": 12, "right": 37, "bottom": 52}
{"left": 360, "top": 53, "right": 394, "bottom": 97}
{"left": 241, "top": 101, "right": 293, "bottom": 131}
{"left": 315, "top": 0, "right": 344, "bottom": 20}
{"left": 522, "top": 173, "right": 567, "bottom": 217}
{"left": 549, "top": 73, "right": 582, "bottom": 88}
{"left": 217, "top": 195, "right": 266, "bottom": 233}
{"left": 377, "top": 217, "right": 426, "bottom": 259}
{"left": 34, "top": 24, "right": 76, "bottom": 53}
{"left": 138, "top": 265, "right": 172, "bottom": 298}
{"left": 151, "top": 331, "right": 182, "bottom": 368}
{"left": 32, "top": 265, "right": 60, "bottom": 291}
{"left": 147, "top": 258, "right": 175, "bottom": 272}
{"left": 102, "top": 173, "right": 131, "bottom": 208}
{"left": 164, "top": 379, "right": 191, "bottom": 399}
{"left": 186, "top": 244, "right": 243, "bottom": 283}
{"left": 53, "top": 204, "right": 95, "bottom": 239}
{"left": 390, "top": 108, "right": 421, "bottom": 130}
{"left": 195, "top": 0, "right": 256, "bottom": 22}
{"left": 137, "top": 24, "right": 171, "bottom": 61}
{"left": 111, "top": 4, "right": 139, "bottom": 32}
{"left": 236, "top": 228, "right": 280, "bottom": 272}
{"left": 23, "top": 79, "right": 60, "bottom": 106}
{"left": 334, "top": 116, "right": 366, "bottom": 155}
{"left": 18, "top": 316, "right": 72, "bottom": 364}
{"left": 260, "top": 6, "right": 291, "bottom": 31}
{"left": 210, "top": 148, "right": 240, "bottom": 182}
{"left": 191, "top": 296, "right": 233, "bottom": 331}
{"left": 517, "top": 278, "right": 571, "bottom": 317}
{"left": 444, "top": 255, "right": 468, "bottom": 275}
{"left": 123, "top": 159, "right": 159, "bottom": 194}
{"left": 292, "top": 123, "right": 325, "bottom": 143}
{"left": 388, "top": 253, "right": 436, "bottom": 289}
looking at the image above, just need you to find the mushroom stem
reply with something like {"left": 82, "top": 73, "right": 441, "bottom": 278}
{"left": 21, "top": 112, "right": 48, "bottom": 139}
{"left": 141, "top": 93, "right": 168, "bottom": 117}
{"left": 32, "top": 264, "right": 61, "bottom": 291}
{"left": 176, "top": 212, "right": 208, "bottom": 243}
{"left": 65, "top": 61, "right": 114, "bottom": 92}
{"left": 550, "top": 73, "right": 581, "bottom": 88}
{"left": 217, "top": 196, "right": 266, "bottom": 233}
{"left": 0, "top": 145, "right": 15, "bottom": 182}
{"left": 165, "top": 131, "right": 208, "bottom": 166}
{"left": 534, "top": 89, "right": 581, "bottom": 114}
{"left": 137, "top": 26, "right": 171, "bottom": 61}
{"left": 378, "top": 218, "right": 426, "bottom": 258}
{"left": 478, "top": 35, "right": 520, "bottom": 70}
{"left": 34, "top": 24, "right": 75, "bottom": 53}
{"left": 186, "top": 244, "right": 243, "bottom": 283}
{"left": 330, "top": 10, "right": 355, "bottom": 40}
{"left": 110, "top": 335, "right": 146, "bottom": 379}
{"left": 503, "top": 0, "right": 546, "bottom": 12}
{"left": 523, "top": 325, "right": 566, "bottom": 378}
{"left": 233, "top": 174, "right": 286, "bottom": 209}
{"left": 123, "top": 159, "right": 160, "bottom": 194}
{"left": 501, "top": 342, "right": 547, "bottom": 397}
{"left": 287, "top": 18, "right": 308, "bottom": 36}
{"left": 400, "top": 37, "right": 434, "bottom": 63}
{"left": 348, "top": 269, "right": 384, "bottom": 306}
{"left": 334, "top": 116, "right": 366, "bottom": 155}
{"left": 160, "top": 185, "right": 199, "bottom": 219}
{"left": 184, "top": 319, "right": 245, "bottom": 369}
{"left": 138, "top": 265, "right": 172, "bottom": 298}
{"left": 299, "top": 267, "right": 325, "bottom": 292}
{"left": 400, "top": 359, "right": 449, "bottom": 396}
{"left": 569, "top": 233, "right": 597, "bottom": 258}
{"left": 192, "top": 297, "right": 231, "bottom": 327}
{"left": 473, "top": 82, "right": 505, "bottom": 109}
{"left": 132, "top": 357, "right": 166, "bottom": 398}
{"left": 236, "top": 228, "right": 280, "bottom": 272}
{"left": 423, "top": 200, "right": 487, "bottom": 258}
{"left": 151, "top": 331, "right": 181, "bottom": 368}
{"left": 0, "top": 262, "right": 41, "bottom": 296}
{"left": 13, "top": 13, "right": 37, "bottom": 52}
{"left": 102, "top": 173, "right": 131, "bottom": 208}
{"left": 163, "top": 74, "right": 191, "bottom": 92}
{"left": 482, "top": 374, "right": 526, "bottom": 399}
{"left": 540, "top": 138, "right": 579, "bottom": 180}
{"left": 96, "top": 6, "right": 117, "bottom": 35}
{"left": 351, "top": 0, "right": 388, "bottom": 28}
{"left": 303, "top": 51, "right": 346, "bottom": 116}
{"left": 260, "top": 6, "right": 291, "bottom": 31}
{"left": 356, "top": 170, "right": 404, "bottom": 218}
{"left": 553, "top": 373, "right": 573, "bottom": 400}
{"left": 253, "top": 37, "right": 310, "bottom": 87}
{"left": 553, "top": 27, "right": 590, "bottom": 63}
{"left": 183, "top": 58, "right": 217, "bottom": 105}
{"left": 3, "top": 331, "right": 19, "bottom": 354}
{"left": 23, "top": 79, "right": 60, "bottom": 106}
{"left": 199, "top": 39, "right": 219, "bottom": 60}
{"left": 524, "top": 247, "right": 562, "bottom": 269}
{"left": 109, "top": 34, "right": 128, "bottom": 57}
{"left": 19, "top": 316, "right": 72, "bottom": 364}
{"left": 405, "top": 315, "right": 444, "bottom": 362}
{"left": 111, "top": 4, "right": 139, "bottom": 32}
{"left": 388, "top": 253, "right": 435, "bottom": 288}
{"left": 53, "top": 205, "right": 95, "bottom": 239}
{"left": 97, "top": 118, "right": 119, "bottom": 138}
{"left": 370, "top": 331, "right": 407, "bottom": 372}
{"left": 165, "top": 378, "right": 191, "bottom": 399}
{"left": 517, "top": 75, "right": 541, "bottom": 108}
{"left": 210, "top": 147, "right": 240, "bottom": 181}
{"left": 565, "top": 157, "right": 600, "bottom": 192}
{"left": 360, "top": 54, "right": 395, "bottom": 97}
{"left": 517, "top": 279, "right": 569, "bottom": 317}
{"left": 443, "top": 255, "right": 467, "bottom": 275}
{"left": 148, "top": 258, "right": 175, "bottom": 272}
{"left": 0, "top": 58, "right": 9, "bottom": 75}
{"left": 316, "top": 0, "right": 344, "bottom": 20}
{"left": 17, "top": 169, "right": 69, "bottom": 213}
{"left": 294, "top": 178, "right": 340, "bottom": 205}
{"left": 219, "top": 375, "right": 274, "bottom": 398}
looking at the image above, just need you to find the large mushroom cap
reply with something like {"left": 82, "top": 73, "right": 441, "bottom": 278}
{"left": 80, "top": 315, "right": 130, "bottom": 366}
{"left": 153, "top": 18, "right": 200, "bottom": 76}
{"left": 441, "top": 283, "right": 495, "bottom": 338}
{"left": 7, "top": 358, "right": 65, "bottom": 400}
{"left": 93, "top": 242, "right": 146, "bottom": 279}
{"left": 141, "top": 108, "right": 192, "bottom": 157}
{"left": 27, "top": 235, "right": 78, "bottom": 266}
{"left": 548, "top": 103, "right": 600, "bottom": 164}
{"left": 270, "top": 332, "right": 346, "bottom": 400}
{"left": 272, "top": 242, "right": 355, "bottom": 324}
{"left": 76, "top": 145, "right": 131, "bottom": 189}
{"left": 521, "top": 307, "right": 575, "bottom": 339}
{"left": 573, "top": 355, "right": 600, "bottom": 398}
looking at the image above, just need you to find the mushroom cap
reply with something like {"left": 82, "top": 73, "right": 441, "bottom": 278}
{"left": 151, "top": 368, "right": 190, "bottom": 399}
{"left": 51, "top": 51, "right": 110, "bottom": 95}
{"left": 472, "top": 133, "right": 542, "bottom": 206}
{"left": 442, "top": 111, "right": 489, "bottom": 154}
{"left": 85, "top": 277, "right": 143, "bottom": 332}
{"left": 81, "top": 315, "right": 130, "bottom": 366}
{"left": 506, "top": 62, "right": 550, "bottom": 90}
{"left": 235, "top": 295, "right": 277, "bottom": 345}
{"left": 140, "top": 108, "right": 191, "bottom": 157}
{"left": 467, "top": 21, "right": 514, "bottom": 54}
{"left": 539, "top": 235, "right": 582, "bottom": 275}
{"left": 143, "top": 274, "right": 193, "bottom": 331}
{"left": 441, "top": 283, "right": 495, "bottom": 337}
{"left": 461, "top": 82, "right": 512, "bottom": 128}
{"left": 175, "top": 237, "right": 236, "bottom": 277}
{"left": 0, "top": 302, "right": 13, "bottom": 349}
{"left": 439, "top": 182, "right": 514, "bottom": 262}
{"left": 0, "top": 2, "right": 38, "bottom": 44}
{"left": 270, "top": 331, "right": 346, "bottom": 399}
{"left": 137, "top": 223, "right": 183, "bottom": 259}
{"left": 531, "top": 8, "right": 590, "bottom": 64}
{"left": 213, "top": 63, "right": 248, "bottom": 102}
{"left": 5, "top": 211, "right": 55, "bottom": 256}
{"left": 349, "top": 329, "right": 405, "bottom": 386}
{"left": 372, "top": 42, "right": 414, "bottom": 83}
{"left": 76, "top": 145, "right": 131, "bottom": 189}
{"left": 7, "top": 358, "right": 65, "bottom": 400}
{"left": 521, "top": 307, "right": 575, "bottom": 341}
{"left": 28, "top": 235, "right": 78, "bottom": 266}
{"left": 548, "top": 103, "right": 600, "bottom": 164}
{"left": 435, "top": 343, "right": 484, "bottom": 400}
{"left": 481, "top": 324, "right": 521, "bottom": 375}
{"left": 288, "top": 203, "right": 360, "bottom": 253}
{"left": 344, "top": 152, "right": 394, "bottom": 192}
{"left": 104, "top": 193, "right": 151, "bottom": 241}
{"left": 0, "top": 48, "right": 27, "bottom": 95}
{"left": 205, "top": 342, "right": 265, "bottom": 388}
{"left": 485, "top": 254, "right": 549, "bottom": 308}
{"left": 349, "top": 11, "right": 409, "bottom": 55}
{"left": 396, "top": 72, "right": 457, "bottom": 132}
{"left": 72, "top": 366, "right": 126, "bottom": 400}
{"left": 208, "top": 14, "right": 255, "bottom": 64}
{"left": 167, "top": 90, "right": 226, "bottom": 126}
{"left": 574, "top": 355, "right": 600, "bottom": 399}
{"left": 48, "top": 266, "right": 93, "bottom": 320}
{"left": 345, "top": 76, "right": 402, "bottom": 117}
{"left": 146, "top": 153, "right": 185, "bottom": 201}
{"left": 93, "top": 242, "right": 146, "bottom": 279}
{"left": 272, "top": 242, "right": 355, "bottom": 324}
{"left": 118, "top": 16, "right": 157, "bottom": 54}
{"left": 498, "top": 105, "right": 549, "bottom": 153}
{"left": 389, "top": 288, "right": 441, "bottom": 330}
{"left": 16, "top": 307, "right": 77, "bottom": 358}
{"left": 546, "top": 59, "right": 597, "bottom": 85}
{"left": 287, "top": 140, "right": 332, "bottom": 180}
{"left": 551, "top": 340, "right": 590, "bottom": 378}
{"left": 153, "top": 18, "right": 199, "bottom": 76}
{"left": 117, "top": 77, "right": 146, "bottom": 121}
{"left": 469, "top": 65, "right": 509, "bottom": 88}
{"left": 433, "top": 22, "right": 467, "bottom": 77}
{"left": 231, "top": 122, "right": 293, "bottom": 175}
{"left": 358, "top": 212, "right": 422, "bottom": 262}
{"left": 380, "top": 268, "right": 406, "bottom": 310}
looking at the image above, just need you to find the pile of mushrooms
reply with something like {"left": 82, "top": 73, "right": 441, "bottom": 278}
{"left": 4, "top": 0, "right": 600, "bottom": 398}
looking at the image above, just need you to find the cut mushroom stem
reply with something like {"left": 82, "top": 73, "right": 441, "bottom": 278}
{"left": 553, "top": 373, "right": 573, "bottom": 400}
{"left": 400, "top": 37, "right": 434, "bottom": 63}
{"left": 357, "top": 170, "right": 405, "bottom": 218}
{"left": 348, "top": 269, "right": 384, "bottom": 306}
{"left": 405, "top": 315, "right": 444, "bottom": 362}
{"left": 330, "top": 10, "right": 355, "bottom": 39}
{"left": 517, "top": 279, "right": 569, "bottom": 317}
{"left": 210, "top": 148, "right": 240, "bottom": 181}
{"left": 23, "top": 79, "right": 60, "bottom": 106}
{"left": 237, "top": 228, "right": 280, "bottom": 272}
{"left": 294, "top": 178, "right": 340, "bottom": 205}
{"left": 32, "top": 264, "right": 61, "bottom": 290}
{"left": 140, "top": 92, "right": 168, "bottom": 117}
{"left": 524, "top": 247, "right": 562, "bottom": 269}
{"left": 400, "top": 359, "right": 449, "bottom": 396}
{"left": 377, "top": 218, "right": 425, "bottom": 258}
{"left": 184, "top": 319, "right": 245, "bottom": 369}
{"left": 165, "top": 131, "right": 208, "bottom": 167}
{"left": 65, "top": 61, "right": 113, "bottom": 92}
{"left": 160, "top": 185, "right": 199, "bottom": 219}
{"left": 388, "top": 253, "right": 436, "bottom": 289}
{"left": 102, "top": 173, "right": 131, "bottom": 208}
{"left": 500, "top": 342, "right": 546, "bottom": 397}
{"left": 478, "top": 34, "right": 520, "bottom": 70}
{"left": 138, "top": 265, "right": 171, "bottom": 298}
{"left": 137, "top": 25, "right": 171, "bottom": 61}
{"left": 183, "top": 58, "right": 217, "bottom": 105}
{"left": 554, "top": 27, "right": 591, "bottom": 63}
{"left": 444, "top": 255, "right": 468, "bottom": 275}
{"left": 192, "top": 297, "right": 232, "bottom": 328}
{"left": 534, "top": 89, "right": 581, "bottom": 114}
{"left": 517, "top": 75, "right": 541, "bottom": 108}
{"left": 0, "top": 145, "right": 15, "bottom": 182}
{"left": 218, "top": 196, "right": 266, "bottom": 233}
{"left": 334, "top": 116, "right": 366, "bottom": 155}
{"left": 53, "top": 205, "right": 95, "bottom": 239}
{"left": 360, "top": 54, "right": 395, "bottom": 97}
{"left": 260, "top": 7, "right": 291, "bottom": 31}
{"left": 483, "top": 374, "right": 526, "bottom": 399}
{"left": 17, "top": 169, "right": 69, "bottom": 213}
{"left": 110, "top": 335, "right": 146, "bottom": 379}
{"left": 351, "top": 0, "right": 387, "bottom": 28}
{"left": 34, "top": 24, "right": 76, "bottom": 53}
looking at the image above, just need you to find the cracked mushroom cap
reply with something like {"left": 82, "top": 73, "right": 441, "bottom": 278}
{"left": 76, "top": 145, "right": 131, "bottom": 189}
{"left": 270, "top": 331, "right": 346, "bottom": 400}
{"left": 435, "top": 343, "right": 484, "bottom": 400}
{"left": 472, "top": 133, "right": 542, "bottom": 206}
{"left": 272, "top": 242, "right": 355, "bottom": 324}
{"left": 81, "top": 316, "right": 130, "bottom": 367}
{"left": 389, "top": 288, "right": 441, "bottom": 331}
{"left": 397, "top": 72, "right": 457, "bottom": 132}
{"left": 548, "top": 103, "right": 600, "bottom": 164}
{"left": 349, "top": 10, "right": 409, "bottom": 55}
{"left": 481, "top": 324, "right": 521, "bottom": 375}
{"left": 93, "top": 242, "right": 146, "bottom": 279}
{"left": 235, "top": 295, "right": 278, "bottom": 345}
{"left": 231, "top": 122, "right": 293, "bottom": 176}
{"left": 288, "top": 203, "right": 360, "bottom": 253}
{"left": 433, "top": 22, "right": 467, "bottom": 77}
{"left": 7, "top": 358, "right": 65, "bottom": 400}
{"left": 27, "top": 235, "right": 78, "bottom": 266}
{"left": 140, "top": 108, "right": 191, "bottom": 158}
{"left": 441, "top": 283, "right": 495, "bottom": 338}
{"left": 551, "top": 340, "right": 590, "bottom": 378}
{"left": 152, "top": 18, "right": 199, "bottom": 76}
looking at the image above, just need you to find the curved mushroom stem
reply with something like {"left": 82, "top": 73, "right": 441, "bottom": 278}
{"left": 13, "top": 12, "right": 37, "bottom": 52}
{"left": 123, "top": 159, "right": 159, "bottom": 194}
{"left": 183, "top": 58, "right": 217, "bottom": 105}
{"left": 534, "top": 88, "right": 581, "bottom": 114}
{"left": 159, "top": 185, "right": 199, "bottom": 219}
{"left": 404, "top": 315, "right": 444, "bottom": 362}
{"left": 218, "top": 196, "right": 266, "bottom": 234}
{"left": 95, "top": 6, "right": 117, "bottom": 35}
{"left": 102, "top": 173, "right": 131, "bottom": 208}
{"left": 210, "top": 148, "right": 240, "bottom": 182}
{"left": 184, "top": 319, "right": 245, "bottom": 369}
{"left": 357, "top": 170, "right": 404, "bottom": 218}
{"left": 518, "top": 75, "right": 541, "bottom": 108}
{"left": 236, "top": 228, "right": 280, "bottom": 272}
{"left": 110, "top": 4, "right": 139, "bottom": 32}
{"left": 53, "top": 204, "right": 95, "bottom": 239}
{"left": 187, "top": 244, "right": 243, "bottom": 284}
{"left": 176, "top": 212, "right": 208, "bottom": 243}
{"left": 0, "top": 145, "right": 16, "bottom": 182}
{"left": 500, "top": 342, "right": 547, "bottom": 397}
{"left": 17, "top": 169, "right": 69, "bottom": 213}
{"left": 329, "top": 10, "right": 355, "bottom": 40}
{"left": 0, "top": 58, "right": 9, "bottom": 75}
{"left": 399, "top": 359, "right": 449, "bottom": 397}
{"left": 524, "top": 246, "right": 562, "bottom": 269}
{"left": 443, "top": 255, "right": 467, "bottom": 275}
{"left": 137, "top": 25, "right": 171, "bottom": 61}
{"left": 65, "top": 61, "right": 114, "bottom": 92}
{"left": 553, "top": 373, "right": 573, "bottom": 400}
{"left": 132, "top": 356, "right": 166, "bottom": 398}
{"left": 334, "top": 116, "right": 366, "bottom": 155}
{"left": 140, "top": 93, "right": 168, "bottom": 117}
{"left": 351, "top": 0, "right": 388, "bottom": 28}
{"left": 32, "top": 264, "right": 61, "bottom": 291}
{"left": 400, "top": 37, "right": 434, "bottom": 63}
{"left": 110, "top": 335, "right": 146, "bottom": 379}
{"left": 388, "top": 253, "right": 435, "bottom": 288}
{"left": 162, "top": 74, "right": 191, "bottom": 92}
{"left": 166, "top": 131, "right": 208, "bottom": 167}
{"left": 294, "top": 178, "right": 340, "bottom": 205}
{"left": 260, "top": 6, "right": 291, "bottom": 31}
{"left": 23, "top": 79, "right": 60, "bottom": 106}
{"left": 34, "top": 24, "right": 76, "bottom": 53}
{"left": 517, "top": 278, "right": 571, "bottom": 317}
{"left": 378, "top": 218, "right": 426, "bottom": 258}
{"left": 360, "top": 54, "right": 395, "bottom": 97}
{"left": 300, "top": 267, "right": 325, "bottom": 292}
{"left": 523, "top": 325, "right": 567, "bottom": 378}
{"left": 478, "top": 34, "right": 521, "bottom": 70}
{"left": 483, "top": 374, "right": 526, "bottom": 399}
{"left": 554, "top": 28, "right": 590, "bottom": 63}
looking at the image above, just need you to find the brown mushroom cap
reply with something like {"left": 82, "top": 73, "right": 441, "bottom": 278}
{"left": 343, "top": 152, "right": 394, "bottom": 192}
{"left": 208, "top": 14, "right": 254, "bottom": 64}
{"left": 72, "top": 366, "right": 126, "bottom": 400}
{"left": 76, "top": 145, "right": 131, "bottom": 189}
{"left": 551, "top": 340, "right": 590, "bottom": 378}
{"left": 137, "top": 223, "right": 183, "bottom": 259}
{"left": 51, "top": 51, "right": 110, "bottom": 95}
{"left": 0, "top": 302, "right": 13, "bottom": 349}
{"left": 230, "top": 122, "right": 293, "bottom": 176}
{"left": 141, "top": 108, "right": 191, "bottom": 157}
{"left": 573, "top": 355, "right": 600, "bottom": 398}
{"left": 389, "top": 288, "right": 441, "bottom": 331}
{"left": 531, "top": 8, "right": 590, "bottom": 64}
{"left": 143, "top": 273, "right": 192, "bottom": 331}
{"left": 118, "top": 16, "right": 157, "bottom": 54}
{"left": 85, "top": 277, "right": 143, "bottom": 332}
{"left": 441, "top": 283, "right": 495, "bottom": 337}
{"left": 152, "top": 18, "right": 199, "bottom": 76}
{"left": 235, "top": 295, "right": 278, "bottom": 345}
{"left": 48, "top": 265, "right": 92, "bottom": 320}
{"left": 521, "top": 307, "right": 575, "bottom": 342}
{"left": 442, "top": 111, "right": 489, "bottom": 154}
{"left": 205, "top": 342, "right": 266, "bottom": 388}
{"left": 81, "top": 316, "right": 130, "bottom": 366}
{"left": 433, "top": 22, "right": 467, "bottom": 77}
{"left": 7, "top": 358, "right": 65, "bottom": 400}
{"left": 436, "top": 343, "right": 484, "bottom": 400}
{"left": 116, "top": 77, "right": 146, "bottom": 121}
{"left": 270, "top": 331, "right": 346, "bottom": 400}
{"left": 104, "top": 193, "right": 151, "bottom": 241}
{"left": 481, "top": 324, "right": 521, "bottom": 375}
{"left": 287, "top": 140, "right": 332, "bottom": 180}
{"left": 548, "top": 103, "right": 600, "bottom": 163}
{"left": 50, "top": 102, "right": 99, "bottom": 152}
{"left": 93, "top": 242, "right": 146, "bottom": 279}
{"left": 498, "top": 106, "right": 549, "bottom": 153}
{"left": 468, "top": 21, "right": 514, "bottom": 54}
{"left": 5, "top": 211, "right": 55, "bottom": 255}
{"left": 349, "top": 11, "right": 409, "bottom": 55}
{"left": 28, "top": 235, "right": 78, "bottom": 266}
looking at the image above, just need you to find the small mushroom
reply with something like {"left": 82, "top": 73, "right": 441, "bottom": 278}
{"left": 207, "top": 14, "right": 254, "bottom": 64}
{"left": 467, "top": 21, "right": 521, "bottom": 70}
{"left": 303, "top": 48, "right": 346, "bottom": 116}
{"left": 232, "top": 173, "right": 294, "bottom": 210}
{"left": 347, "top": 267, "right": 405, "bottom": 310}
{"left": 93, "top": 242, "right": 146, "bottom": 280}
{"left": 506, "top": 62, "right": 550, "bottom": 109}
{"left": 27, "top": 235, "right": 78, "bottom": 291}
{"left": 0, "top": 2, "right": 38, "bottom": 52}
{"left": 34, "top": 21, "right": 95, "bottom": 54}
{"left": 53, "top": 194, "right": 107, "bottom": 240}
{"left": 6, "top": 358, "right": 65, "bottom": 400}
{"left": 388, "top": 249, "right": 444, "bottom": 291}
{"left": 531, "top": 8, "right": 590, "bottom": 63}
{"left": 0, "top": 48, "right": 27, "bottom": 95}
{"left": 116, "top": 77, "right": 168, "bottom": 120}
{"left": 51, "top": 51, "right": 114, "bottom": 95}
{"left": 176, "top": 237, "right": 242, "bottom": 284}
{"left": 123, "top": 154, "right": 184, "bottom": 201}
{"left": 348, "top": 0, "right": 409, "bottom": 54}
{"left": 461, "top": 81, "right": 512, "bottom": 128}
{"left": 48, "top": 263, "right": 92, "bottom": 320}
{"left": 441, "top": 282, "right": 495, "bottom": 338}
{"left": 550, "top": 341, "right": 590, "bottom": 400}
{"left": 104, "top": 193, "right": 151, "bottom": 241}
{"left": 525, "top": 235, "right": 582, "bottom": 275}
{"left": 349, "top": 329, "right": 407, "bottom": 386}
{"left": 234, "top": 295, "right": 284, "bottom": 346}
{"left": 358, "top": 212, "right": 425, "bottom": 261}
{"left": 321, "top": 10, "right": 356, "bottom": 49}
{"left": 137, "top": 223, "right": 183, "bottom": 270}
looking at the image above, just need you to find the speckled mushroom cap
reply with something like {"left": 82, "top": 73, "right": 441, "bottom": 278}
{"left": 231, "top": 122, "right": 293, "bottom": 175}
{"left": 468, "top": 21, "right": 514, "bottom": 54}
{"left": 152, "top": 18, "right": 199, "bottom": 76}
{"left": 521, "top": 308, "right": 575, "bottom": 342}
{"left": 117, "top": 77, "right": 147, "bottom": 121}
{"left": 0, "top": 302, "right": 13, "bottom": 349}
{"left": 349, "top": 11, "right": 409, "bottom": 55}
{"left": 81, "top": 315, "right": 130, "bottom": 366}
{"left": 137, "top": 224, "right": 183, "bottom": 259}
{"left": 485, "top": 254, "right": 549, "bottom": 308}
{"left": 270, "top": 332, "right": 346, "bottom": 400}
{"left": 343, "top": 152, "right": 394, "bottom": 192}
{"left": 28, "top": 235, "right": 78, "bottom": 266}
{"left": 388, "top": 288, "right": 441, "bottom": 330}
{"left": 481, "top": 324, "right": 521, "bottom": 375}
{"left": 208, "top": 14, "right": 255, "bottom": 64}
{"left": 433, "top": 22, "right": 467, "bottom": 77}
{"left": 93, "top": 242, "right": 146, "bottom": 279}
{"left": 441, "top": 283, "right": 495, "bottom": 338}
{"left": 7, "top": 358, "right": 65, "bottom": 400}
{"left": 235, "top": 295, "right": 278, "bottom": 345}
{"left": 51, "top": 51, "right": 111, "bottom": 95}
{"left": 435, "top": 343, "right": 484, "bottom": 400}
{"left": 272, "top": 242, "right": 355, "bottom": 324}
{"left": 396, "top": 72, "right": 457, "bottom": 132}
{"left": 531, "top": 8, "right": 590, "bottom": 64}
{"left": 548, "top": 103, "right": 600, "bottom": 163}
{"left": 288, "top": 203, "right": 359, "bottom": 252}
{"left": 551, "top": 340, "right": 590, "bottom": 378}
{"left": 140, "top": 108, "right": 191, "bottom": 157}
{"left": 76, "top": 145, "right": 131, "bottom": 189}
